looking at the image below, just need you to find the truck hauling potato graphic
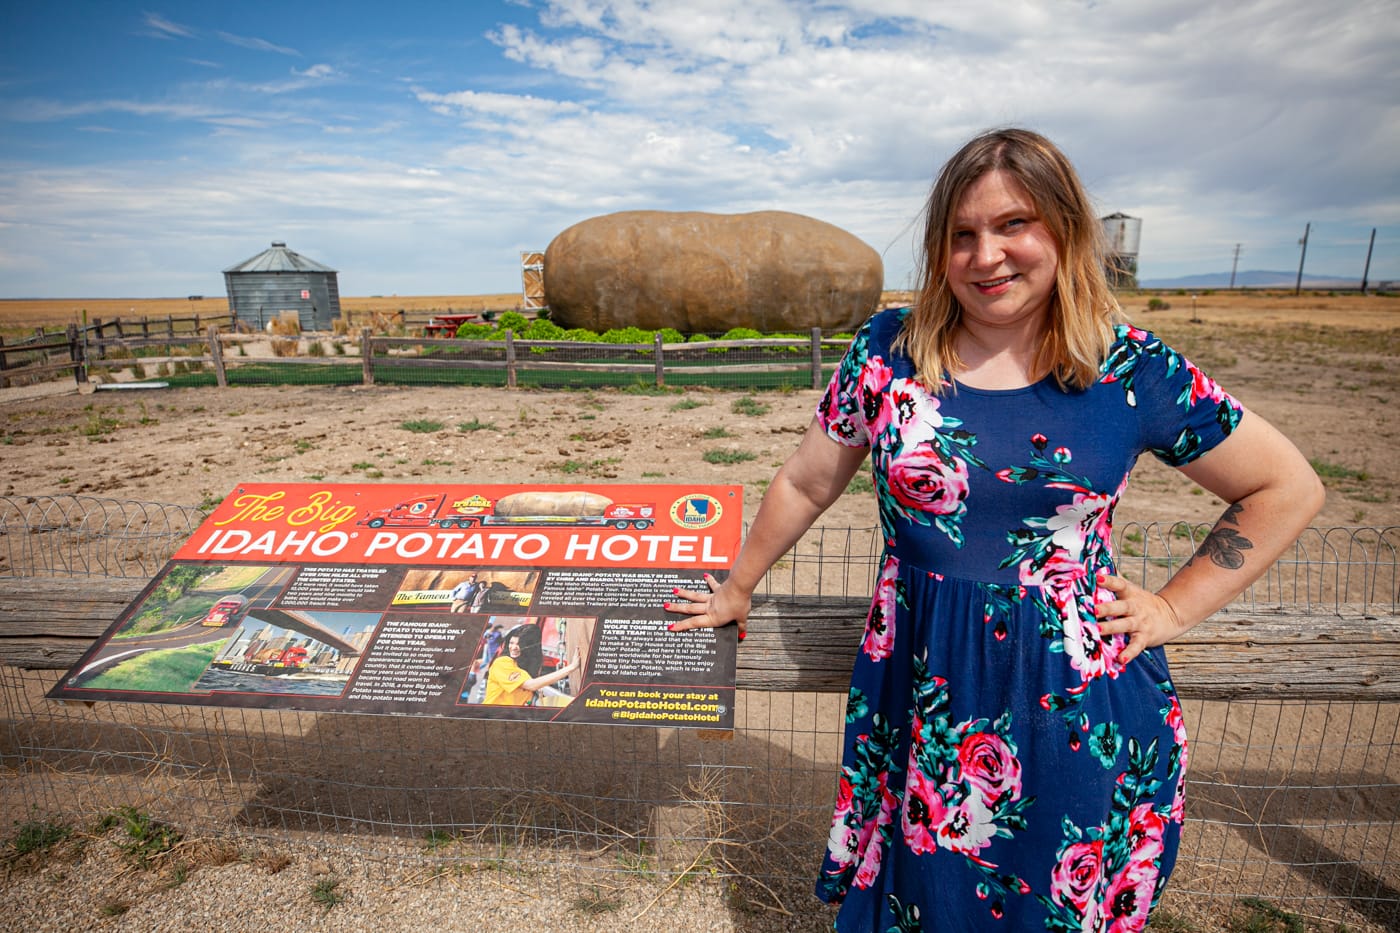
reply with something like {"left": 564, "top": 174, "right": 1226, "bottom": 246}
{"left": 357, "top": 490, "right": 656, "bottom": 531}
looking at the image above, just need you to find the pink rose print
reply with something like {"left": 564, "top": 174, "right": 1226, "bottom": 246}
{"left": 957, "top": 730, "right": 1023, "bottom": 808}
{"left": 1050, "top": 839, "right": 1104, "bottom": 913}
{"left": 1058, "top": 592, "right": 1122, "bottom": 681}
{"left": 1045, "top": 492, "right": 1115, "bottom": 558}
{"left": 1127, "top": 804, "right": 1167, "bottom": 863}
{"left": 884, "top": 377, "right": 947, "bottom": 448}
{"left": 862, "top": 557, "right": 899, "bottom": 661}
{"left": 860, "top": 358, "right": 895, "bottom": 439}
{"left": 1021, "top": 549, "right": 1090, "bottom": 590}
{"left": 888, "top": 447, "right": 969, "bottom": 516}
{"left": 937, "top": 793, "right": 998, "bottom": 855}
{"left": 817, "top": 386, "right": 863, "bottom": 445}
{"left": 1103, "top": 857, "right": 1158, "bottom": 931}
{"left": 853, "top": 782, "right": 898, "bottom": 889}
{"left": 1184, "top": 358, "right": 1228, "bottom": 407}
{"left": 825, "top": 775, "right": 858, "bottom": 867}
{"left": 901, "top": 766, "right": 947, "bottom": 856}
{"left": 1163, "top": 695, "right": 1190, "bottom": 821}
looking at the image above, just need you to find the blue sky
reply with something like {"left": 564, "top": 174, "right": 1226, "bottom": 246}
{"left": 2, "top": 0, "right": 1396, "bottom": 298}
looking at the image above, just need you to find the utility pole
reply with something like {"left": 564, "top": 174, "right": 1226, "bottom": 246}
{"left": 1229, "top": 243, "right": 1242, "bottom": 289}
{"left": 1294, "top": 223, "right": 1310, "bottom": 296}
{"left": 1361, "top": 227, "right": 1376, "bottom": 295}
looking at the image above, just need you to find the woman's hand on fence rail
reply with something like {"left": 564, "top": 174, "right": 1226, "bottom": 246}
{"left": 665, "top": 572, "right": 752, "bottom": 641}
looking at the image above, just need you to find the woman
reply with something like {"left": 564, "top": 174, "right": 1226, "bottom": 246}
{"left": 483, "top": 623, "right": 581, "bottom": 707}
{"left": 668, "top": 128, "right": 1323, "bottom": 931}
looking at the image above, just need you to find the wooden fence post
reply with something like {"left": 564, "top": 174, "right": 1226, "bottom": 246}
{"left": 810, "top": 328, "right": 823, "bottom": 390}
{"left": 92, "top": 319, "right": 105, "bottom": 359}
{"left": 114, "top": 318, "right": 125, "bottom": 339}
{"left": 66, "top": 323, "right": 86, "bottom": 385}
{"left": 505, "top": 331, "right": 517, "bottom": 389}
{"left": 208, "top": 326, "right": 227, "bottom": 388}
{"left": 141, "top": 317, "right": 150, "bottom": 338}
{"left": 165, "top": 315, "right": 174, "bottom": 338}
{"left": 654, "top": 332, "right": 665, "bottom": 388}
{"left": 361, "top": 328, "right": 375, "bottom": 385}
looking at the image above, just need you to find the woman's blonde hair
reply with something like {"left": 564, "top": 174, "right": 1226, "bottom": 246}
{"left": 896, "top": 127, "right": 1125, "bottom": 391}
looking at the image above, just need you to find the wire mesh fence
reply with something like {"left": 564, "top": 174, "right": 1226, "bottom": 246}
{"left": 1, "top": 496, "right": 1397, "bottom": 928}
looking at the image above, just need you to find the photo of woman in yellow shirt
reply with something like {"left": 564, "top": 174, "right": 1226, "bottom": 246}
{"left": 483, "top": 623, "right": 582, "bottom": 706}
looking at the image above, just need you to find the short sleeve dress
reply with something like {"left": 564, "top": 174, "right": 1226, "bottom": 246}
{"left": 813, "top": 307, "right": 1243, "bottom": 932}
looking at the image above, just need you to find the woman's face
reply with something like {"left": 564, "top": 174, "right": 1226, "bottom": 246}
{"left": 507, "top": 637, "right": 521, "bottom": 658}
{"left": 946, "top": 169, "right": 1060, "bottom": 336}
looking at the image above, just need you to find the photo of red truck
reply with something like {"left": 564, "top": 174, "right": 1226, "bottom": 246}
{"left": 201, "top": 595, "right": 249, "bottom": 627}
{"left": 357, "top": 491, "right": 656, "bottom": 531}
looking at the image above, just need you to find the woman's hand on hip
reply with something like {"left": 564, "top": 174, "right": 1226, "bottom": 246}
{"left": 1093, "top": 573, "right": 1187, "bottom": 665}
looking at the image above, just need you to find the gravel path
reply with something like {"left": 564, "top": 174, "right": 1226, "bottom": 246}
{"left": 5, "top": 830, "right": 839, "bottom": 932}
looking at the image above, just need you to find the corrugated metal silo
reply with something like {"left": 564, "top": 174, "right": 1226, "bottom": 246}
{"left": 223, "top": 241, "right": 341, "bottom": 331}
{"left": 1100, "top": 212, "right": 1141, "bottom": 288}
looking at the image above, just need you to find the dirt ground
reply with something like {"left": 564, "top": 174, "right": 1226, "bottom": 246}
{"left": 2, "top": 291, "right": 1397, "bottom": 530}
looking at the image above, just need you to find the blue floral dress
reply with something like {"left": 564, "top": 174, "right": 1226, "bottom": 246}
{"left": 814, "top": 307, "right": 1243, "bottom": 932}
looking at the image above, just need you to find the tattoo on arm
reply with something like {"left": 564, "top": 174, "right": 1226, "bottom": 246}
{"left": 1187, "top": 503, "right": 1253, "bottom": 571}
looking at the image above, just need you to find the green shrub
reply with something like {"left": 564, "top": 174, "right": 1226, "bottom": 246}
{"left": 719, "top": 327, "right": 763, "bottom": 342}
{"left": 703, "top": 448, "right": 756, "bottom": 464}
{"left": 731, "top": 396, "right": 771, "bottom": 417}
{"left": 523, "top": 319, "right": 565, "bottom": 340}
{"left": 454, "top": 322, "right": 494, "bottom": 339}
{"left": 599, "top": 326, "right": 655, "bottom": 345}
{"left": 494, "top": 311, "right": 530, "bottom": 333}
{"left": 11, "top": 818, "right": 72, "bottom": 855}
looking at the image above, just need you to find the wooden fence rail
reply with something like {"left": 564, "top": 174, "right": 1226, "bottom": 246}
{"left": 2, "top": 576, "right": 1397, "bottom": 703}
{"left": 362, "top": 328, "right": 844, "bottom": 390}
{"left": 3, "top": 326, "right": 850, "bottom": 389}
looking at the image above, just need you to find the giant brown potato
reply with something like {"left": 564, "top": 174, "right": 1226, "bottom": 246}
{"left": 494, "top": 490, "right": 612, "bottom": 517}
{"left": 543, "top": 210, "right": 883, "bottom": 333}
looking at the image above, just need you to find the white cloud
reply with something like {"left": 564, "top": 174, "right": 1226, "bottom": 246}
{"left": 216, "top": 31, "right": 300, "bottom": 56}
{"left": 141, "top": 12, "right": 197, "bottom": 41}
{"left": 1, "top": 0, "right": 1397, "bottom": 297}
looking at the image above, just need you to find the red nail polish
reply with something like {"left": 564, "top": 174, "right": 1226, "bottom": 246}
{"left": 738, "top": 632, "right": 745, "bottom": 642}
{"left": 666, "top": 623, "right": 677, "bottom": 632}
{"left": 663, "top": 602, "right": 671, "bottom": 610}
{"left": 671, "top": 587, "right": 678, "bottom": 595}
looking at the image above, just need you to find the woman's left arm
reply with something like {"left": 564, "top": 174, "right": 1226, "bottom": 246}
{"left": 1096, "top": 408, "right": 1325, "bottom": 664}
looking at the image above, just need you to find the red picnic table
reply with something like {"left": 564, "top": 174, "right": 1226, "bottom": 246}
{"left": 423, "top": 313, "right": 482, "bottom": 337}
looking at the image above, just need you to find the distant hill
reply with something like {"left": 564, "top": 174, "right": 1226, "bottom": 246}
{"left": 1139, "top": 270, "right": 1369, "bottom": 289}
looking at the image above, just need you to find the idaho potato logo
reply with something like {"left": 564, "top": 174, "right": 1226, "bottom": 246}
{"left": 669, "top": 494, "right": 722, "bottom": 529}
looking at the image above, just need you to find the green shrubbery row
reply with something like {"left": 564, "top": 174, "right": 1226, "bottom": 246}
{"left": 454, "top": 311, "right": 841, "bottom": 346}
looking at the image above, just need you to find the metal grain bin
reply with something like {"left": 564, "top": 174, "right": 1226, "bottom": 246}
{"left": 1100, "top": 212, "right": 1141, "bottom": 289}
{"left": 223, "top": 241, "right": 341, "bottom": 331}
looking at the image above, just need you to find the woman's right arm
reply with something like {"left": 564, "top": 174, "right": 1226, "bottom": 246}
{"left": 521, "top": 651, "right": 582, "bottom": 693}
{"left": 667, "top": 418, "right": 869, "bottom": 636}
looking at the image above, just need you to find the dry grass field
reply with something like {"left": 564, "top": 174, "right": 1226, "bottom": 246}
{"left": 0, "top": 294, "right": 525, "bottom": 333}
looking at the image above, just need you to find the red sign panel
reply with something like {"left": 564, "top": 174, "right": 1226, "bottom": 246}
{"left": 49, "top": 483, "right": 742, "bottom": 729}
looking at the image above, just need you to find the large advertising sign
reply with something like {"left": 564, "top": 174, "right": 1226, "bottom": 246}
{"left": 48, "top": 483, "right": 742, "bottom": 729}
